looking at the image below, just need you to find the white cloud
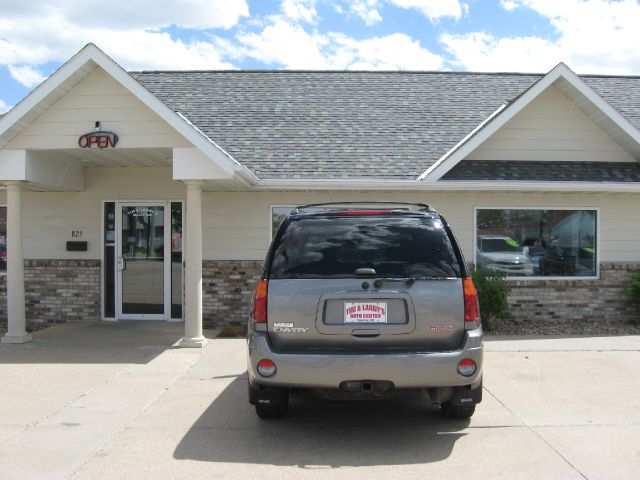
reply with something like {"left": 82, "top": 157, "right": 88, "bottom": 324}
{"left": 341, "top": 0, "right": 462, "bottom": 24}
{"left": 237, "top": 18, "right": 444, "bottom": 70}
{"left": 441, "top": 32, "right": 560, "bottom": 72}
{"left": 282, "top": 0, "right": 318, "bottom": 23}
{"left": 238, "top": 20, "right": 330, "bottom": 68}
{"left": 390, "top": 0, "right": 463, "bottom": 21}
{"left": 331, "top": 33, "right": 445, "bottom": 70}
{"left": 500, "top": 0, "right": 519, "bottom": 11}
{"left": 0, "top": 0, "right": 249, "bottom": 74}
{"left": 0, "top": 21, "right": 237, "bottom": 72}
{"left": 0, "top": 99, "right": 12, "bottom": 114}
{"left": 8, "top": 65, "right": 47, "bottom": 88}
{"left": 443, "top": 0, "right": 640, "bottom": 74}
{"left": 349, "top": 0, "right": 383, "bottom": 25}
{"left": 0, "top": 0, "right": 249, "bottom": 30}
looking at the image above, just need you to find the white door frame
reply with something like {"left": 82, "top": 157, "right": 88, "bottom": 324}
{"left": 116, "top": 201, "right": 171, "bottom": 320}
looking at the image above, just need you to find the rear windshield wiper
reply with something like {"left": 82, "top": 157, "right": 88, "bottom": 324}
{"left": 373, "top": 277, "right": 415, "bottom": 287}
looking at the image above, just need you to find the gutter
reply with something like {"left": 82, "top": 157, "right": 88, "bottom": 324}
{"left": 253, "top": 179, "right": 640, "bottom": 193}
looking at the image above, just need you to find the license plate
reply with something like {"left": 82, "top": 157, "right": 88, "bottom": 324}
{"left": 344, "top": 302, "right": 388, "bottom": 324}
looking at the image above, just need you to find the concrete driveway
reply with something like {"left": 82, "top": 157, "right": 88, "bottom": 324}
{"left": 1, "top": 323, "right": 639, "bottom": 480}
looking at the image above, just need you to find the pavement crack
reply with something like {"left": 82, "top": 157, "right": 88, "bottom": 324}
{"left": 69, "top": 352, "right": 204, "bottom": 479}
{"left": 483, "top": 386, "right": 590, "bottom": 480}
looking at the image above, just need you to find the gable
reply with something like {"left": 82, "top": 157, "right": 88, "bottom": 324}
{"left": 6, "top": 67, "right": 191, "bottom": 150}
{"left": 467, "top": 85, "right": 635, "bottom": 163}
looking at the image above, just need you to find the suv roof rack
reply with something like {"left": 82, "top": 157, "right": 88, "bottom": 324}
{"left": 293, "top": 202, "right": 434, "bottom": 214}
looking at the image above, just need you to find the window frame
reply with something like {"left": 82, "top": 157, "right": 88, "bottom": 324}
{"left": 0, "top": 204, "right": 5, "bottom": 276}
{"left": 473, "top": 206, "right": 600, "bottom": 280}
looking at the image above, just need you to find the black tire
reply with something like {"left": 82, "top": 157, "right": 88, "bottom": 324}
{"left": 254, "top": 388, "right": 289, "bottom": 419}
{"left": 441, "top": 402, "right": 476, "bottom": 419}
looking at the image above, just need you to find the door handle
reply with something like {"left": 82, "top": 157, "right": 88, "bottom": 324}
{"left": 117, "top": 257, "right": 126, "bottom": 271}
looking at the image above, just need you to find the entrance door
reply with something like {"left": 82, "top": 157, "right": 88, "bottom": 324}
{"left": 116, "top": 203, "right": 170, "bottom": 320}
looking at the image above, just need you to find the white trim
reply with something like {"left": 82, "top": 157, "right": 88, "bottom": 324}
{"left": 418, "top": 63, "right": 640, "bottom": 182}
{"left": 417, "top": 104, "right": 506, "bottom": 181}
{"left": 101, "top": 198, "right": 186, "bottom": 322}
{"left": 0, "top": 203, "right": 5, "bottom": 277}
{"left": 115, "top": 200, "right": 172, "bottom": 321}
{"left": 254, "top": 178, "right": 640, "bottom": 192}
{"left": 175, "top": 113, "right": 258, "bottom": 183}
{"left": 0, "top": 43, "right": 257, "bottom": 184}
{"left": 100, "top": 200, "right": 112, "bottom": 320}
{"left": 473, "top": 206, "right": 601, "bottom": 281}
{"left": 169, "top": 200, "right": 185, "bottom": 321}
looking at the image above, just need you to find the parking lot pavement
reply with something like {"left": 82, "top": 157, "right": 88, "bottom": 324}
{"left": 2, "top": 326, "right": 639, "bottom": 480}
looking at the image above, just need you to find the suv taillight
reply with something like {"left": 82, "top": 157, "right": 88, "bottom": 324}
{"left": 335, "top": 210, "right": 394, "bottom": 215}
{"left": 463, "top": 277, "right": 480, "bottom": 329}
{"left": 252, "top": 279, "right": 268, "bottom": 323}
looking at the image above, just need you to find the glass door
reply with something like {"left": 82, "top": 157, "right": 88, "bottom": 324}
{"left": 116, "top": 203, "right": 170, "bottom": 320}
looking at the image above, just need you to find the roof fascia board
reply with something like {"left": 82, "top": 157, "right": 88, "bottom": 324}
{"left": 174, "top": 112, "right": 258, "bottom": 183}
{"left": 553, "top": 71, "right": 640, "bottom": 153}
{"left": 254, "top": 178, "right": 640, "bottom": 193}
{"left": 0, "top": 43, "right": 258, "bottom": 184}
{"left": 83, "top": 45, "right": 244, "bottom": 178}
{"left": 0, "top": 49, "right": 97, "bottom": 145}
{"left": 419, "top": 63, "right": 640, "bottom": 182}
{"left": 417, "top": 103, "right": 506, "bottom": 180}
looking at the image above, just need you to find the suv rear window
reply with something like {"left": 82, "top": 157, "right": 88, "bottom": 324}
{"left": 269, "top": 214, "right": 462, "bottom": 279}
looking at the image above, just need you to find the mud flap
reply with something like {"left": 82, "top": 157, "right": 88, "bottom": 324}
{"left": 248, "top": 382, "right": 288, "bottom": 406}
{"left": 448, "top": 380, "right": 483, "bottom": 407}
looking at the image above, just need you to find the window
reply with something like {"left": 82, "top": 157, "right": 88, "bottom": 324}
{"left": 476, "top": 208, "right": 597, "bottom": 278}
{"left": 0, "top": 206, "right": 5, "bottom": 273}
{"left": 269, "top": 215, "right": 462, "bottom": 279}
{"left": 270, "top": 206, "right": 295, "bottom": 240}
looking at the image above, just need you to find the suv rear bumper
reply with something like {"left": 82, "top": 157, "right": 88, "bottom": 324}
{"left": 247, "top": 327, "right": 483, "bottom": 389}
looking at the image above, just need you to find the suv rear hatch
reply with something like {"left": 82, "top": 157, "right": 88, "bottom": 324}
{"left": 265, "top": 211, "right": 466, "bottom": 352}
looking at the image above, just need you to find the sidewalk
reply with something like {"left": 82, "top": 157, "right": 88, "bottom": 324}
{"left": 1, "top": 324, "right": 639, "bottom": 479}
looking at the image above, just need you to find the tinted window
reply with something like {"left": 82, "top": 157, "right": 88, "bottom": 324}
{"left": 269, "top": 215, "right": 462, "bottom": 279}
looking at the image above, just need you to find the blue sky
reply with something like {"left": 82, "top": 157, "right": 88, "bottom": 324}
{"left": 1, "top": 0, "right": 639, "bottom": 113}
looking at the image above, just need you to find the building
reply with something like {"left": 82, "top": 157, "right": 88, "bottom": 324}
{"left": 1, "top": 43, "right": 639, "bottom": 345}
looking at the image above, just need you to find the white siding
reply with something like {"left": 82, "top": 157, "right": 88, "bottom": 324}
{"left": 6, "top": 68, "right": 191, "bottom": 150}
{"left": 469, "top": 85, "right": 635, "bottom": 163}
{"left": 0, "top": 168, "right": 185, "bottom": 260}
{"left": 201, "top": 191, "right": 640, "bottom": 264}
{"left": 0, "top": 179, "right": 636, "bottom": 264}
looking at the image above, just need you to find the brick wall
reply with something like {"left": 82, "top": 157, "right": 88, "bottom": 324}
{"left": 202, "top": 260, "right": 263, "bottom": 328}
{"left": 24, "top": 260, "right": 101, "bottom": 324}
{"left": 506, "top": 262, "right": 640, "bottom": 331}
{"left": 1, "top": 260, "right": 637, "bottom": 332}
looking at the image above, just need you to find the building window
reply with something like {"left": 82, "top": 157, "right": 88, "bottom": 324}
{"left": 475, "top": 208, "right": 597, "bottom": 278}
{"left": 270, "top": 206, "right": 295, "bottom": 240}
{"left": 0, "top": 206, "right": 6, "bottom": 273}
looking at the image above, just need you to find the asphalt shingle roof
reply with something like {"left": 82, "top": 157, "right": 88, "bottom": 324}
{"left": 130, "top": 71, "right": 640, "bottom": 181}
{"left": 442, "top": 160, "right": 640, "bottom": 182}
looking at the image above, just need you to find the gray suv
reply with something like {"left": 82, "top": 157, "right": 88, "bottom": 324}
{"left": 247, "top": 203, "right": 483, "bottom": 419}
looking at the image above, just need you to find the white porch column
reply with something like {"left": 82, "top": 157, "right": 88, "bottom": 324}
{"left": 2, "top": 181, "right": 31, "bottom": 344}
{"left": 180, "top": 180, "right": 206, "bottom": 348}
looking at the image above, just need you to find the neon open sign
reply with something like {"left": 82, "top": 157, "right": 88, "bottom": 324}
{"left": 78, "top": 130, "right": 119, "bottom": 149}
